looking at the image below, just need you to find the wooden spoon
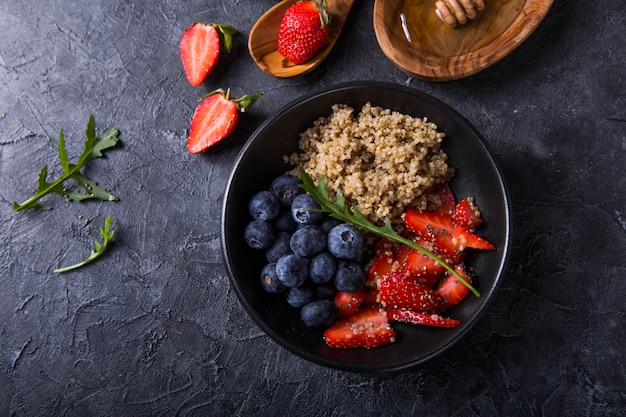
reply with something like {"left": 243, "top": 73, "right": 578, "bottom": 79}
{"left": 248, "top": 0, "right": 356, "bottom": 78}
{"left": 373, "top": 0, "right": 554, "bottom": 81}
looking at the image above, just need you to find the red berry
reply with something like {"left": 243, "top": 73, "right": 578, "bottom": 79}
{"left": 334, "top": 289, "right": 366, "bottom": 317}
{"left": 277, "top": 1, "right": 330, "bottom": 64}
{"left": 436, "top": 264, "right": 473, "bottom": 309}
{"left": 452, "top": 197, "right": 483, "bottom": 229}
{"left": 187, "top": 89, "right": 262, "bottom": 154}
{"left": 324, "top": 307, "right": 396, "bottom": 349}
{"left": 385, "top": 308, "right": 461, "bottom": 328}
{"left": 180, "top": 23, "right": 235, "bottom": 86}
{"left": 376, "top": 272, "right": 447, "bottom": 313}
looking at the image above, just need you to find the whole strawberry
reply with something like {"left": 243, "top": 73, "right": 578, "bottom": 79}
{"left": 187, "top": 88, "right": 262, "bottom": 154}
{"left": 277, "top": 0, "right": 330, "bottom": 64}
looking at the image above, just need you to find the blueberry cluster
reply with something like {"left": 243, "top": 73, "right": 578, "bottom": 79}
{"left": 244, "top": 173, "right": 367, "bottom": 328}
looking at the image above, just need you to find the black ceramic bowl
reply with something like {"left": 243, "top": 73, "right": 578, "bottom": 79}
{"left": 222, "top": 81, "right": 511, "bottom": 372}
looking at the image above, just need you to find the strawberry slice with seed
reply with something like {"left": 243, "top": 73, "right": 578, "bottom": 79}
{"left": 376, "top": 272, "right": 447, "bottom": 313}
{"left": 452, "top": 197, "right": 482, "bottom": 229}
{"left": 324, "top": 307, "right": 396, "bottom": 349}
{"left": 436, "top": 264, "right": 473, "bottom": 309}
{"left": 452, "top": 224, "right": 496, "bottom": 251}
{"left": 385, "top": 308, "right": 461, "bottom": 328}
{"left": 402, "top": 249, "right": 447, "bottom": 285}
{"left": 404, "top": 210, "right": 495, "bottom": 255}
{"left": 366, "top": 246, "right": 396, "bottom": 286}
{"left": 180, "top": 23, "right": 235, "bottom": 86}
{"left": 404, "top": 210, "right": 458, "bottom": 257}
{"left": 187, "top": 89, "right": 262, "bottom": 154}
{"left": 334, "top": 289, "right": 366, "bottom": 317}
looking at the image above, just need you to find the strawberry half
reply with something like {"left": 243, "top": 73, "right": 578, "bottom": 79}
{"left": 324, "top": 307, "right": 396, "bottom": 349}
{"left": 452, "top": 197, "right": 482, "bottom": 229}
{"left": 404, "top": 210, "right": 495, "bottom": 255}
{"left": 180, "top": 23, "right": 236, "bottom": 87}
{"left": 385, "top": 308, "right": 461, "bottom": 328}
{"left": 366, "top": 245, "right": 396, "bottom": 286}
{"left": 402, "top": 249, "right": 447, "bottom": 285}
{"left": 187, "top": 89, "right": 262, "bottom": 154}
{"left": 377, "top": 272, "right": 447, "bottom": 313}
{"left": 277, "top": 0, "right": 330, "bottom": 64}
{"left": 436, "top": 264, "right": 473, "bottom": 309}
{"left": 334, "top": 289, "right": 366, "bottom": 317}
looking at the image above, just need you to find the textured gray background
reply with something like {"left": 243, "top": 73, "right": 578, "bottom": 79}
{"left": 1, "top": 0, "right": 624, "bottom": 416}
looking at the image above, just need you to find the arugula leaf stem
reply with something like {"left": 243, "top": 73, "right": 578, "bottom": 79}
{"left": 54, "top": 214, "right": 115, "bottom": 273}
{"left": 298, "top": 166, "right": 481, "bottom": 298}
{"left": 14, "top": 165, "right": 78, "bottom": 212}
{"left": 12, "top": 115, "right": 119, "bottom": 211}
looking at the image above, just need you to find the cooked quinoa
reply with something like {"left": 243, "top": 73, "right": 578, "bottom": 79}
{"left": 284, "top": 103, "right": 454, "bottom": 226}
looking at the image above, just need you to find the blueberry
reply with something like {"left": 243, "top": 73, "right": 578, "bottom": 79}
{"left": 309, "top": 252, "right": 336, "bottom": 284}
{"left": 300, "top": 300, "right": 337, "bottom": 328}
{"left": 290, "top": 225, "right": 326, "bottom": 257}
{"left": 248, "top": 190, "right": 280, "bottom": 222}
{"left": 275, "top": 254, "right": 309, "bottom": 288}
{"left": 285, "top": 283, "right": 316, "bottom": 308}
{"left": 290, "top": 193, "right": 324, "bottom": 225}
{"left": 272, "top": 210, "right": 297, "bottom": 233}
{"left": 315, "top": 282, "right": 336, "bottom": 301}
{"left": 244, "top": 220, "right": 275, "bottom": 250}
{"left": 265, "top": 232, "right": 291, "bottom": 263}
{"left": 327, "top": 223, "right": 365, "bottom": 261}
{"left": 333, "top": 260, "right": 366, "bottom": 292}
{"left": 270, "top": 174, "right": 302, "bottom": 207}
{"left": 260, "top": 263, "right": 286, "bottom": 294}
{"left": 319, "top": 216, "right": 342, "bottom": 233}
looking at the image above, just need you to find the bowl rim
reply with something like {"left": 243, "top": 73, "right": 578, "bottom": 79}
{"left": 221, "top": 80, "right": 512, "bottom": 372}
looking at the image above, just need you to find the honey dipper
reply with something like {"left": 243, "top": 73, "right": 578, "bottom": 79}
{"left": 435, "top": 0, "right": 485, "bottom": 27}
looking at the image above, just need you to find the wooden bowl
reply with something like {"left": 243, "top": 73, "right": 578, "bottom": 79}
{"left": 373, "top": 0, "right": 554, "bottom": 81}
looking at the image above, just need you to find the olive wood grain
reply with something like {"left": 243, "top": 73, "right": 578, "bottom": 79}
{"left": 373, "top": 0, "right": 554, "bottom": 81}
{"left": 248, "top": 0, "right": 356, "bottom": 78}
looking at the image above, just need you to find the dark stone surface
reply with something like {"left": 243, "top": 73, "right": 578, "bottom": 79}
{"left": 0, "top": 0, "right": 624, "bottom": 416}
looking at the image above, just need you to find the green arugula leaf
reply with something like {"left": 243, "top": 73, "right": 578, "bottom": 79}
{"left": 298, "top": 166, "right": 481, "bottom": 298}
{"left": 12, "top": 115, "right": 120, "bottom": 211}
{"left": 54, "top": 214, "right": 115, "bottom": 273}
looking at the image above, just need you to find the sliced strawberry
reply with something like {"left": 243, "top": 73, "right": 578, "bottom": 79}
{"left": 334, "top": 289, "right": 366, "bottom": 317}
{"left": 404, "top": 210, "right": 457, "bottom": 255}
{"left": 366, "top": 240, "right": 443, "bottom": 287}
{"left": 386, "top": 308, "right": 462, "bottom": 328}
{"left": 404, "top": 210, "right": 495, "bottom": 255}
{"left": 437, "top": 264, "right": 473, "bottom": 309}
{"left": 366, "top": 246, "right": 396, "bottom": 286}
{"left": 402, "top": 249, "right": 446, "bottom": 286}
{"left": 377, "top": 272, "right": 447, "bottom": 313}
{"left": 324, "top": 307, "right": 396, "bottom": 349}
{"left": 180, "top": 23, "right": 235, "bottom": 87}
{"left": 366, "top": 240, "right": 410, "bottom": 281}
{"left": 187, "top": 89, "right": 262, "bottom": 154}
{"left": 452, "top": 197, "right": 482, "bottom": 229}
{"left": 277, "top": 0, "right": 330, "bottom": 64}
{"left": 452, "top": 224, "right": 496, "bottom": 251}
